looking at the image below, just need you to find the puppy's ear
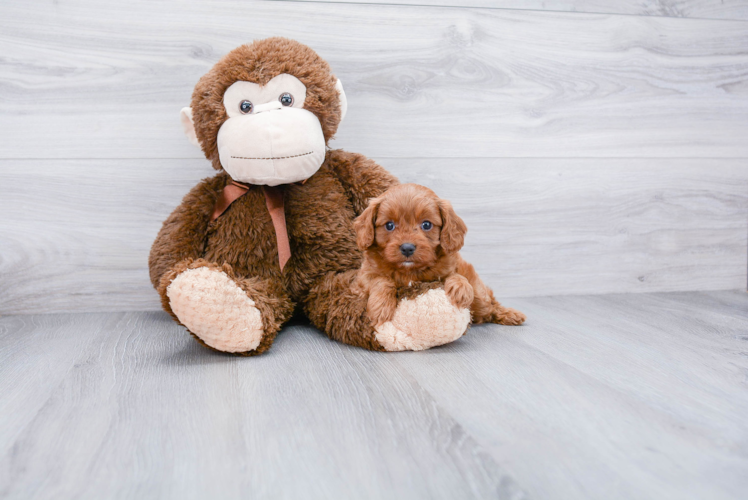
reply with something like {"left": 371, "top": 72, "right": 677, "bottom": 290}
{"left": 438, "top": 199, "right": 467, "bottom": 253}
{"left": 353, "top": 197, "right": 381, "bottom": 250}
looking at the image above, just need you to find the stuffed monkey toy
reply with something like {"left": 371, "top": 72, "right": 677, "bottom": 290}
{"left": 149, "top": 38, "right": 472, "bottom": 354}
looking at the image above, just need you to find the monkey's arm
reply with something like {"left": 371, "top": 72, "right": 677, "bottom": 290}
{"left": 148, "top": 173, "right": 227, "bottom": 291}
{"left": 326, "top": 149, "right": 399, "bottom": 215}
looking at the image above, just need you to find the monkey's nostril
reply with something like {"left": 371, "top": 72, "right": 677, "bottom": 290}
{"left": 400, "top": 243, "right": 416, "bottom": 257}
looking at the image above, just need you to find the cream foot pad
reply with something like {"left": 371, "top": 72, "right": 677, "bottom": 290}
{"left": 166, "top": 267, "right": 264, "bottom": 353}
{"left": 374, "top": 289, "right": 471, "bottom": 351}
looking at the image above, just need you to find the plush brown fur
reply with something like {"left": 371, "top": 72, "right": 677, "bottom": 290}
{"left": 150, "top": 38, "right": 472, "bottom": 355}
{"left": 352, "top": 184, "right": 526, "bottom": 327}
{"left": 150, "top": 149, "right": 400, "bottom": 354}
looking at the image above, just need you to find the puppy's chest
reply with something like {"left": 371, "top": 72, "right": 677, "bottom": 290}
{"left": 371, "top": 258, "right": 458, "bottom": 288}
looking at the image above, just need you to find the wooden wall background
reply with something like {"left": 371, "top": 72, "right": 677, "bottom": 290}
{"left": 1, "top": 0, "right": 747, "bottom": 314}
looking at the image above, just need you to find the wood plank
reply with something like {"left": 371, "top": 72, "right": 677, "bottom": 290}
{"left": 1, "top": 291, "right": 747, "bottom": 498}
{"left": 393, "top": 290, "right": 748, "bottom": 500}
{"left": 284, "top": 0, "right": 748, "bottom": 21}
{"left": 1, "top": 0, "right": 748, "bottom": 159}
{"left": 0, "top": 313, "right": 115, "bottom": 458}
{"left": 0, "top": 312, "right": 524, "bottom": 499}
{"left": 1, "top": 157, "right": 745, "bottom": 314}
{"left": 395, "top": 157, "right": 748, "bottom": 298}
{"left": 0, "top": 159, "right": 211, "bottom": 315}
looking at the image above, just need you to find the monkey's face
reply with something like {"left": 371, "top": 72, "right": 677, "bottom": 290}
{"left": 180, "top": 38, "right": 348, "bottom": 186}
{"left": 214, "top": 74, "right": 327, "bottom": 186}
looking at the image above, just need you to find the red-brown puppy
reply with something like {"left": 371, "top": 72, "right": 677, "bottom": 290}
{"left": 353, "top": 183, "right": 526, "bottom": 327}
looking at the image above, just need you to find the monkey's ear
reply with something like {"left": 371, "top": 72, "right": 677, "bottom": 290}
{"left": 180, "top": 107, "right": 201, "bottom": 148}
{"left": 335, "top": 79, "right": 348, "bottom": 122}
{"left": 438, "top": 199, "right": 467, "bottom": 254}
{"left": 353, "top": 197, "right": 381, "bottom": 250}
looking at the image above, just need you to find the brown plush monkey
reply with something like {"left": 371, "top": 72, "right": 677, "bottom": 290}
{"left": 149, "top": 38, "right": 472, "bottom": 355}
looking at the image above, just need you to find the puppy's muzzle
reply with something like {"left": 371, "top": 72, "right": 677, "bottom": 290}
{"left": 400, "top": 243, "right": 416, "bottom": 257}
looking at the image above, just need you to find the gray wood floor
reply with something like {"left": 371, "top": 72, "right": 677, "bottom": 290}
{"left": 1, "top": 290, "right": 746, "bottom": 500}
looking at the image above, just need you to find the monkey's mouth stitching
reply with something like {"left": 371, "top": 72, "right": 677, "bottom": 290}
{"left": 231, "top": 151, "right": 314, "bottom": 160}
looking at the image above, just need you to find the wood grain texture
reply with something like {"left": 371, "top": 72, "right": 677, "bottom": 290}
{"left": 1, "top": 290, "right": 747, "bottom": 499}
{"left": 0, "top": 313, "right": 116, "bottom": 459}
{"left": 0, "top": 311, "right": 524, "bottom": 500}
{"left": 1, "top": 0, "right": 747, "bottom": 159}
{"left": 395, "top": 290, "right": 748, "bottom": 499}
{"left": 283, "top": 0, "right": 748, "bottom": 21}
{"left": 1, "top": 157, "right": 745, "bottom": 314}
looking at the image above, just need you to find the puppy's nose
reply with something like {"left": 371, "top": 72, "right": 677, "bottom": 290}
{"left": 400, "top": 243, "right": 416, "bottom": 257}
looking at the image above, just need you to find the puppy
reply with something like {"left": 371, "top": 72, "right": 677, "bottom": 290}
{"left": 353, "top": 183, "right": 526, "bottom": 327}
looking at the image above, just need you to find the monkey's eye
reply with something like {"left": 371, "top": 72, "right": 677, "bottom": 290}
{"left": 384, "top": 221, "right": 395, "bottom": 231}
{"left": 279, "top": 93, "right": 294, "bottom": 106}
{"left": 421, "top": 221, "right": 433, "bottom": 231}
{"left": 239, "top": 100, "right": 253, "bottom": 114}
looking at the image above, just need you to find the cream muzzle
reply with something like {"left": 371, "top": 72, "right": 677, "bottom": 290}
{"left": 180, "top": 73, "right": 347, "bottom": 187}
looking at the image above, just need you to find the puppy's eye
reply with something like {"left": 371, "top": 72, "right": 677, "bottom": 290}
{"left": 239, "top": 100, "right": 253, "bottom": 114}
{"left": 384, "top": 221, "right": 395, "bottom": 231}
{"left": 421, "top": 221, "right": 433, "bottom": 231}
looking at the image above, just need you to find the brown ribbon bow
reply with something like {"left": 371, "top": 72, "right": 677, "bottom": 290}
{"left": 211, "top": 180, "right": 291, "bottom": 271}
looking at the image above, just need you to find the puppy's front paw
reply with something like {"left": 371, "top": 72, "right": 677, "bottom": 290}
{"left": 444, "top": 275, "right": 474, "bottom": 309}
{"left": 495, "top": 307, "right": 526, "bottom": 326}
{"left": 367, "top": 292, "right": 398, "bottom": 327}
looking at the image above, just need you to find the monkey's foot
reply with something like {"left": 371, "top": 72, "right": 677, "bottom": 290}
{"left": 373, "top": 289, "right": 471, "bottom": 351}
{"left": 166, "top": 266, "right": 265, "bottom": 353}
